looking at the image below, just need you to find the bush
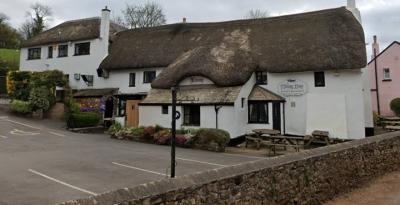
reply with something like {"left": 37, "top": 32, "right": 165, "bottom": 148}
{"left": 10, "top": 100, "right": 32, "bottom": 114}
{"left": 131, "top": 127, "right": 144, "bottom": 137}
{"left": 67, "top": 112, "right": 101, "bottom": 128}
{"left": 108, "top": 122, "right": 122, "bottom": 136}
{"left": 29, "top": 86, "right": 51, "bottom": 111}
{"left": 192, "top": 128, "right": 230, "bottom": 146}
{"left": 153, "top": 129, "right": 171, "bottom": 145}
{"left": 390, "top": 98, "right": 400, "bottom": 116}
{"left": 142, "top": 126, "right": 156, "bottom": 140}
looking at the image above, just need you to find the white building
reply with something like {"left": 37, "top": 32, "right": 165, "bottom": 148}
{"left": 98, "top": 5, "right": 373, "bottom": 139}
{"left": 19, "top": 7, "right": 125, "bottom": 91}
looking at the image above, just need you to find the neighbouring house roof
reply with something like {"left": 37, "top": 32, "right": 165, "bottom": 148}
{"left": 99, "top": 7, "right": 366, "bottom": 89}
{"left": 368, "top": 41, "right": 400, "bottom": 65}
{"left": 140, "top": 85, "right": 241, "bottom": 105}
{"left": 73, "top": 88, "right": 119, "bottom": 98}
{"left": 248, "top": 86, "right": 285, "bottom": 101}
{"left": 21, "top": 18, "right": 126, "bottom": 48}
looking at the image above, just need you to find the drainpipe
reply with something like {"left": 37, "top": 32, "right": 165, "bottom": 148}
{"left": 373, "top": 45, "right": 381, "bottom": 116}
{"left": 214, "top": 105, "right": 222, "bottom": 129}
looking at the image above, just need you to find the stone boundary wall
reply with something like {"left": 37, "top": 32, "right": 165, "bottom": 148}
{"left": 60, "top": 132, "right": 400, "bottom": 205}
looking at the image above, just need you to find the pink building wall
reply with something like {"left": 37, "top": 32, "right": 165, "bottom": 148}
{"left": 368, "top": 41, "right": 400, "bottom": 117}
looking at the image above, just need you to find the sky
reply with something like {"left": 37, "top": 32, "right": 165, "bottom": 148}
{"left": 1, "top": 0, "right": 399, "bottom": 59}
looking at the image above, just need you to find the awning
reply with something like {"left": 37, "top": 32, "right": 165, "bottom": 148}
{"left": 73, "top": 88, "right": 118, "bottom": 98}
{"left": 248, "top": 86, "right": 285, "bottom": 101}
{"left": 141, "top": 85, "right": 241, "bottom": 105}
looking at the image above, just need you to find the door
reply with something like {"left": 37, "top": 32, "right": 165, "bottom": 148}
{"left": 272, "top": 102, "right": 281, "bottom": 132}
{"left": 104, "top": 97, "right": 114, "bottom": 119}
{"left": 126, "top": 100, "right": 140, "bottom": 127}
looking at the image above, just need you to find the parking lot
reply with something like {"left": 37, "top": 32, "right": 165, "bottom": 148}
{"left": 0, "top": 114, "right": 263, "bottom": 205}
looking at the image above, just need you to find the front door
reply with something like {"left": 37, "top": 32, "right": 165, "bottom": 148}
{"left": 126, "top": 100, "right": 140, "bottom": 127}
{"left": 272, "top": 102, "right": 281, "bottom": 132}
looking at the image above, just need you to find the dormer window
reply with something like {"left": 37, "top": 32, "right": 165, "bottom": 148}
{"left": 58, "top": 44, "right": 68, "bottom": 57}
{"left": 143, "top": 71, "right": 156, "bottom": 83}
{"left": 255, "top": 71, "right": 268, "bottom": 85}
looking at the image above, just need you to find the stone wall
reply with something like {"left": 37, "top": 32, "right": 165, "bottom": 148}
{"left": 60, "top": 132, "right": 400, "bottom": 205}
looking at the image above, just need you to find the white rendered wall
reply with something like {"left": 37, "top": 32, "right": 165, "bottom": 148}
{"left": 20, "top": 38, "right": 108, "bottom": 90}
{"left": 97, "top": 68, "right": 164, "bottom": 94}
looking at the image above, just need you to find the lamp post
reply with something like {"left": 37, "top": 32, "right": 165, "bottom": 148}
{"left": 171, "top": 86, "right": 177, "bottom": 178}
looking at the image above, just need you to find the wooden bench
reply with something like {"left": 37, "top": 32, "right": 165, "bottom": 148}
{"left": 386, "top": 126, "right": 400, "bottom": 131}
{"left": 304, "top": 130, "right": 330, "bottom": 148}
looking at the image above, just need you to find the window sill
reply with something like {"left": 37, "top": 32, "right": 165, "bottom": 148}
{"left": 182, "top": 124, "right": 200, "bottom": 127}
{"left": 74, "top": 54, "right": 90, "bottom": 56}
{"left": 27, "top": 58, "right": 41, "bottom": 60}
{"left": 129, "top": 86, "right": 136, "bottom": 87}
{"left": 383, "top": 79, "right": 392, "bottom": 82}
{"left": 248, "top": 122, "right": 269, "bottom": 124}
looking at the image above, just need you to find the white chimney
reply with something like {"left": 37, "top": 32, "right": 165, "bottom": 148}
{"left": 100, "top": 6, "right": 110, "bottom": 55}
{"left": 372, "top": 35, "right": 380, "bottom": 58}
{"left": 346, "top": 0, "right": 362, "bottom": 23}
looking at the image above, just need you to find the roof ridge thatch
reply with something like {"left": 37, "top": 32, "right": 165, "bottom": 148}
{"left": 100, "top": 7, "right": 367, "bottom": 89}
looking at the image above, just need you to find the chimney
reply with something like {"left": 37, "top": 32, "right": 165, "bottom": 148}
{"left": 346, "top": 0, "right": 362, "bottom": 23}
{"left": 182, "top": 17, "right": 187, "bottom": 24}
{"left": 372, "top": 35, "right": 380, "bottom": 58}
{"left": 100, "top": 6, "right": 110, "bottom": 54}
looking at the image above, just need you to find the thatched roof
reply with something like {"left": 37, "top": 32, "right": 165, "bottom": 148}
{"left": 99, "top": 7, "right": 366, "bottom": 89}
{"left": 248, "top": 86, "right": 285, "bottom": 101}
{"left": 140, "top": 85, "right": 241, "bottom": 105}
{"left": 73, "top": 88, "right": 118, "bottom": 98}
{"left": 21, "top": 18, "right": 126, "bottom": 48}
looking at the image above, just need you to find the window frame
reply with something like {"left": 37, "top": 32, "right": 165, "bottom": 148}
{"left": 27, "top": 47, "right": 41, "bottom": 60}
{"left": 248, "top": 101, "right": 269, "bottom": 124}
{"left": 118, "top": 99, "right": 127, "bottom": 117}
{"left": 143, "top": 71, "right": 156, "bottom": 84}
{"left": 183, "top": 105, "right": 200, "bottom": 126}
{"left": 74, "top": 42, "right": 90, "bottom": 56}
{"left": 48, "top": 46, "right": 53, "bottom": 58}
{"left": 255, "top": 71, "right": 268, "bottom": 85}
{"left": 129, "top": 73, "right": 136, "bottom": 87}
{"left": 162, "top": 105, "right": 168, "bottom": 115}
{"left": 314, "top": 71, "right": 325, "bottom": 87}
{"left": 383, "top": 68, "right": 391, "bottom": 81}
{"left": 58, "top": 44, "right": 69, "bottom": 57}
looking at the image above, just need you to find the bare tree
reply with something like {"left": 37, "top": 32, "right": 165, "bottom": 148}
{"left": 19, "top": 2, "right": 52, "bottom": 39}
{"left": 122, "top": 1, "right": 166, "bottom": 29}
{"left": 245, "top": 9, "right": 270, "bottom": 19}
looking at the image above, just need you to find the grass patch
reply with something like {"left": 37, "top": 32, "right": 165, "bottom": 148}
{"left": 0, "top": 48, "right": 20, "bottom": 69}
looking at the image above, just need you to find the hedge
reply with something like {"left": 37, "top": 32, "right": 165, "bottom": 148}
{"left": 10, "top": 100, "right": 32, "bottom": 114}
{"left": 390, "top": 98, "right": 400, "bottom": 116}
{"left": 67, "top": 112, "right": 101, "bottom": 128}
{"left": 191, "top": 128, "right": 231, "bottom": 146}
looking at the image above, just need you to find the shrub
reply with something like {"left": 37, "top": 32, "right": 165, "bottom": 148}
{"left": 67, "top": 112, "right": 101, "bottom": 128}
{"left": 29, "top": 86, "right": 51, "bottom": 111}
{"left": 176, "top": 134, "right": 189, "bottom": 147}
{"left": 131, "top": 127, "right": 144, "bottom": 137}
{"left": 108, "top": 122, "right": 122, "bottom": 136}
{"left": 390, "top": 98, "right": 400, "bottom": 116}
{"left": 192, "top": 128, "right": 230, "bottom": 146}
{"left": 142, "top": 126, "right": 156, "bottom": 140}
{"left": 153, "top": 129, "right": 171, "bottom": 145}
{"left": 10, "top": 100, "right": 32, "bottom": 114}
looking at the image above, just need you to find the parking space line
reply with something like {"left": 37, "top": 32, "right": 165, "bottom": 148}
{"left": 48, "top": 131, "right": 65, "bottom": 137}
{"left": 112, "top": 162, "right": 168, "bottom": 177}
{"left": 6, "top": 119, "right": 41, "bottom": 130}
{"left": 176, "top": 157, "right": 226, "bottom": 167}
{"left": 28, "top": 169, "right": 97, "bottom": 196}
{"left": 0, "top": 135, "right": 8, "bottom": 139}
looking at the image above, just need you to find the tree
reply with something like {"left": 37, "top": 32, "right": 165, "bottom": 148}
{"left": 19, "top": 3, "right": 52, "bottom": 39}
{"left": 245, "top": 9, "right": 270, "bottom": 19}
{"left": 0, "top": 13, "right": 9, "bottom": 25}
{"left": 0, "top": 13, "right": 22, "bottom": 48}
{"left": 122, "top": 1, "right": 166, "bottom": 29}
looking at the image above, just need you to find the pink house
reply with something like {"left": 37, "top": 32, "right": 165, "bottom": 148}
{"left": 368, "top": 36, "right": 400, "bottom": 117}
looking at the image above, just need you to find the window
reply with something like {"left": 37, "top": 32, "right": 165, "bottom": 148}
{"left": 81, "top": 75, "right": 94, "bottom": 86}
{"left": 383, "top": 68, "right": 391, "bottom": 81}
{"left": 74, "top": 42, "right": 90, "bottom": 56}
{"left": 48, "top": 46, "right": 53, "bottom": 58}
{"left": 255, "top": 71, "right": 268, "bottom": 85}
{"left": 162, "top": 105, "right": 168, "bottom": 114}
{"left": 58, "top": 44, "right": 68, "bottom": 57}
{"left": 314, "top": 71, "right": 325, "bottom": 87}
{"left": 183, "top": 105, "right": 200, "bottom": 126}
{"left": 118, "top": 99, "right": 126, "bottom": 116}
{"left": 143, "top": 71, "right": 156, "bottom": 83}
{"left": 248, "top": 101, "right": 269, "bottom": 124}
{"left": 129, "top": 73, "right": 136, "bottom": 87}
{"left": 27, "top": 48, "right": 41, "bottom": 60}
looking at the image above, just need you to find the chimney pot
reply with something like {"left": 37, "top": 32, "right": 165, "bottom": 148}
{"left": 182, "top": 17, "right": 187, "bottom": 23}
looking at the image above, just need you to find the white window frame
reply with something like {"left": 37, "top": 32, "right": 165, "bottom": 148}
{"left": 383, "top": 68, "right": 391, "bottom": 80}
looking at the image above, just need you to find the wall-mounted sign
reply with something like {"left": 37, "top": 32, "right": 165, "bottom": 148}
{"left": 278, "top": 79, "right": 308, "bottom": 96}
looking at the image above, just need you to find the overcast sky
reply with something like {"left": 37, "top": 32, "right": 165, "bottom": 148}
{"left": 2, "top": 0, "right": 399, "bottom": 59}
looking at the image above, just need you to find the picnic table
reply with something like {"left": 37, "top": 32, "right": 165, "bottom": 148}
{"left": 245, "top": 129, "right": 303, "bottom": 154}
{"left": 304, "top": 130, "right": 330, "bottom": 148}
